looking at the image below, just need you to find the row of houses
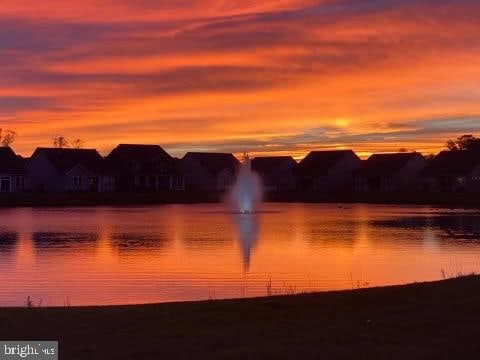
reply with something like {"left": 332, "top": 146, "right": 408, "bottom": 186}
{"left": 0, "top": 145, "right": 235, "bottom": 193}
{"left": 1, "top": 144, "right": 480, "bottom": 193}
{"left": 253, "top": 150, "right": 480, "bottom": 193}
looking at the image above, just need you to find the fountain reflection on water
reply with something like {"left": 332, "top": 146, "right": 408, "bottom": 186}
{"left": 229, "top": 153, "right": 262, "bottom": 269}
{"left": 233, "top": 213, "right": 259, "bottom": 270}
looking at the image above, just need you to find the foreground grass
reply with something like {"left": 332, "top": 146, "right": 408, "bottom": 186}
{"left": 1, "top": 276, "right": 480, "bottom": 359}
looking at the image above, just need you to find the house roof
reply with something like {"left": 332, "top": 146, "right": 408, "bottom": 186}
{"left": 251, "top": 156, "right": 296, "bottom": 175}
{"left": 107, "top": 144, "right": 172, "bottom": 162}
{"left": 32, "top": 148, "right": 112, "bottom": 175}
{"left": 297, "top": 150, "right": 358, "bottom": 176}
{"left": 0, "top": 147, "right": 25, "bottom": 174}
{"left": 355, "top": 152, "right": 423, "bottom": 177}
{"left": 183, "top": 152, "right": 240, "bottom": 176}
{"left": 421, "top": 150, "right": 480, "bottom": 177}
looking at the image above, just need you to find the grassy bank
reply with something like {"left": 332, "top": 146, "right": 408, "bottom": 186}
{"left": 1, "top": 191, "right": 480, "bottom": 208}
{"left": 1, "top": 276, "right": 480, "bottom": 359}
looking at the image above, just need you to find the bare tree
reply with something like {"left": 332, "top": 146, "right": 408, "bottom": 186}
{"left": 0, "top": 130, "right": 18, "bottom": 147}
{"left": 398, "top": 147, "right": 408, "bottom": 153}
{"left": 70, "top": 138, "right": 85, "bottom": 149}
{"left": 53, "top": 136, "right": 69, "bottom": 148}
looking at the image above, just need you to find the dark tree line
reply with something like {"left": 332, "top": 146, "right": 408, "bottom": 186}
{"left": 446, "top": 135, "right": 480, "bottom": 151}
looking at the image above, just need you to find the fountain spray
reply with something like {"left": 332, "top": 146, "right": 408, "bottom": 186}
{"left": 230, "top": 152, "right": 262, "bottom": 214}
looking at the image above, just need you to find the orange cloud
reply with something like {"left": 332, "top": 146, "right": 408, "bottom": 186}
{"left": 1, "top": 0, "right": 480, "bottom": 158}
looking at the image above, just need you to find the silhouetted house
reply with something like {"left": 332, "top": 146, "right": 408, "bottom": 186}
{"left": 297, "top": 150, "right": 361, "bottom": 191}
{"left": 0, "top": 147, "right": 28, "bottom": 192}
{"left": 106, "top": 144, "right": 184, "bottom": 192}
{"left": 182, "top": 152, "right": 240, "bottom": 192}
{"left": 251, "top": 156, "right": 297, "bottom": 191}
{"left": 171, "top": 158, "right": 185, "bottom": 190}
{"left": 27, "top": 148, "right": 116, "bottom": 192}
{"left": 354, "top": 152, "right": 426, "bottom": 192}
{"left": 420, "top": 150, "right": 480, "bottom": 192}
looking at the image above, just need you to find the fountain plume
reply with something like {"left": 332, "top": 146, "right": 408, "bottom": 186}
{"left": 229, "top": 153, "right": 262, "bottom": 270}
{"left": 230, "top": 153, "right": 262, "bottom": 213}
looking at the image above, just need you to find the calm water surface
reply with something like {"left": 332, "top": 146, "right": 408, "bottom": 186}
{"left": 1, "top": 203, "right": 480, "bottom": 306}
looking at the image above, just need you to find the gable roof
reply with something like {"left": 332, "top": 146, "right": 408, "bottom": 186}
{"left": 297, "top": 150, "right": 358, "bottom": 176}
{"left": 0, "top": 147, "right": 25, "bottom": 174}
{"left": 32, "top": 148, "right": 111, "bottom": 175}
{"left": 107, "top": 144, "right": 172, "bottom": 162}
{"left": 183, "top": 152, "right": 240, "bottom": 176}
{"left": 251, "top": 156, "right": 296, "bottom": 175}
{"left": 355, "top": 152, "right": 423, "bottom": 177}
{"left": 421, "top": 150, "right": 480, "bottom": 177}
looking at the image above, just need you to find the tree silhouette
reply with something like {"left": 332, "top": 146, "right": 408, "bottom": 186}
{"left": 71, "top": 139, "right": 85, "bottom": 149}
{"left": 0, "top": 129, "right": 18, "bottom": 147}
{"left": 53, "top": 136, "right": 69, "bottom": 148}
{"left": 446, "top": 135, "right": 480, "bottom": 151}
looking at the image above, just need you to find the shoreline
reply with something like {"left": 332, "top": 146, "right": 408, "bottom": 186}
{"left": 1, "top": 191, "right": 480, "bottom": 208}
{"left": 1, "top": 276, "right": 480, "bottom": 358}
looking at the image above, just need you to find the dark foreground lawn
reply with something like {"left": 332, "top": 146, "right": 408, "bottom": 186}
{"left": 1, "top": 276, "right": 480, "bottom": 359}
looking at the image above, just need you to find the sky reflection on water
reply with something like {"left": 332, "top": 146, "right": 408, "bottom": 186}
{"left": 0, "top": 204, "right": 479, "bottom": 306}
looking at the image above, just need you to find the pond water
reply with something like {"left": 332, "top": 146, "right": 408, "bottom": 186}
{"left": 0, "top": 203, "right": 479, "bottom": 306}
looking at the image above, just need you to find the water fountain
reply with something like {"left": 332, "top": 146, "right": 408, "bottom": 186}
{"left": 229, "top": 153, "right": 262, "bottom": 214}
{"left": 229, "top": 153, "right": 262, "bottom": 269}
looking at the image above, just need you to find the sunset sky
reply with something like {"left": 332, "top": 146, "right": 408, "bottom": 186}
{"left": 1, "top": 0, "right": 480, "bottom": 159}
